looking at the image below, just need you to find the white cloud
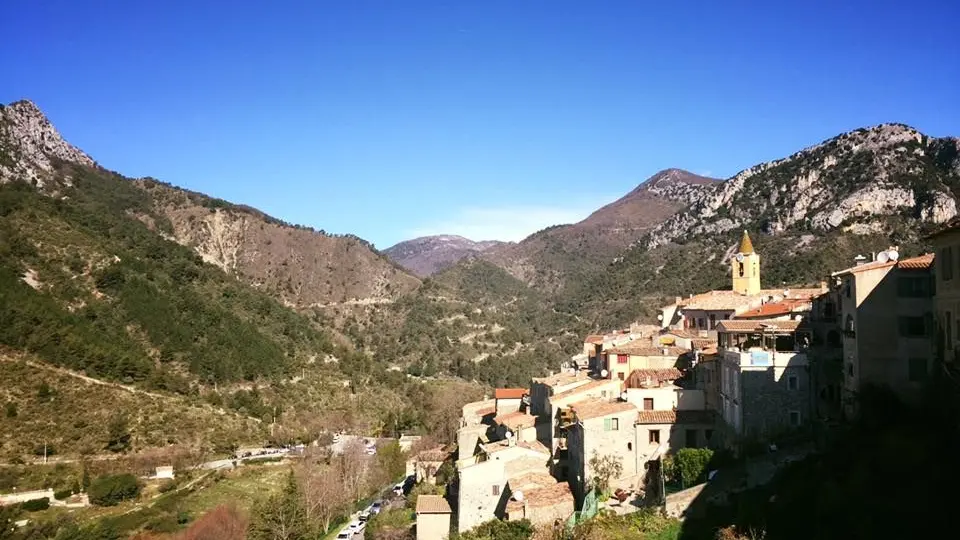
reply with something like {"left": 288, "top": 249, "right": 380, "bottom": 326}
{"left": 408, "top": 197, "right": 619, "bottom": 242}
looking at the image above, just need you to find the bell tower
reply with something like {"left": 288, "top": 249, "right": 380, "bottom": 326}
{"left": 731, "top": 230, "right": 761, "bottom": 295}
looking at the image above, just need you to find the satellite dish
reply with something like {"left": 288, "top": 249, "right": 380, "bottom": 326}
{"left": 505, "top": 431, "right": 513, "bottom": 439}
{"left": 512, "top": 490, "right": 524, "bottom": 502}
{"left": 601, "top": 369, "right": 609, "bottom": 378}
{"left": 876, "top": 251, "right": 889, "bottom": 263}
{"left": 888, "top": 250, "right": 899, "bottom": 261}
{"left": 736, "top": 253, "right": 745, "bottom": 262}
{"left": 619, "top": 392, "right": 628, "bottom": 401}
{"left": 657, "top": 313, "right": 664, "bottom": 321}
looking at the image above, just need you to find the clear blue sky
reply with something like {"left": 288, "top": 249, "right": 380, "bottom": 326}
{"left": 4, "top": 0, "right": 959, "bottom": 248}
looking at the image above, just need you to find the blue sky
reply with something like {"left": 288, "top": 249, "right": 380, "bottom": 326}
{"left": 4, "top": 0, "right": 959, "bottom": 248}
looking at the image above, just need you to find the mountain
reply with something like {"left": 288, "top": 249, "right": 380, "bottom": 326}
{"left": 479, "top": 168, "right": 721, "bottom": 291}
{"left": 565, "top": 123, "right": 960, "bottom": 327}
{"left": 383, "top": 235, "right": 506, "bottom": 277}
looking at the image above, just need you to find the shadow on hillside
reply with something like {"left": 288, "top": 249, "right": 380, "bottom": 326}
{"left": 675, "top": 380, "right": 960, "bottom": 540}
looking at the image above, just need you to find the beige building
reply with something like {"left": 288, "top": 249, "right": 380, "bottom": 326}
{"left": 493, "top": 410, "right": 543, "bottom": 444}
{"left": 415, "top": 446, "right": 451, "bottom": 485}
{"left": 416, "top": 495, "right": 452, "bottom": 540}
{"left": 931, "top": 226, "right": 960, "bottom": 366}
{"left": 635, "top": 409, "right": 718, "bottom": 458}
{"left": 716, "top": 319, "right": 812, "bottom": 441}
{"left": 832, "top": 252, "right": 934, "bottom": 417}
{"left": 494, "top": 388, "right": 527, "bottom": 415}
{"left": 564, "top": 400, "right": 640, "bottom": 503}
{"left": 504, "top": 476, "right": 575, "bottom": 526}
{"left": 601, "top": 341, "right": 689, "bottom": 382}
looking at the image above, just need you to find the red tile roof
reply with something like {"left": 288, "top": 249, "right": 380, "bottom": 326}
{"left": 716, "top": 319, "right": 802, "bottom": 333}
{"left": 570, "top": 400, "right": 636, "bottom": 421}
{"left": 898, "top": 253, "right": 934, "bottom": 270}
{"left": 623, "top": 368, "right": 683, "bottom": 389}
{"left": 690, "top": 338, "right": 717, "bottom": 350}
{"left": 737, "top": 299, "right": 810, "bottom": 319}
{"left": 495, "top": 388, "right": 528, "bottom": 400}
{"left": 607, "top": 344, "right": 689, "bottom": 356}
{"left": 475, "top": 406, "right": 496, "bottom": 417}
{"left": 636, "top": 410, "right": 716, "bottom": 424}
{"left": 512, "top": 482, "right": 574, "bottom": 508}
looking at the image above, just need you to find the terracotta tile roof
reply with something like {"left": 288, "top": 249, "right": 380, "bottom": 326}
{"left": 624, "top": 368, "right": 683, "bottom": 389}
{"left": 416, "top": 446, "right": 449, "bottom": 463}
{"left": 508, "top": 472, "right": 558, "bottom": 491}
{"left": 584, "top": 334, "right": 605, "bottom": 344}
{"left": 607, "top": 343, "right": 689, "bottom": 356}
{"left": 482, "top": 439, "right": 551, "bottom": 456}
{"left": 475, "top": 406, "right": 496, "bottom": 417}
{"left": 716, "top": 319, "right": 802, "bottom": 333}
{"left": 898, "top": 253, "right": 934, "bottom": 270}
{"left": 533, "top": 370, "right": 591, "bottom": 387}
{"left": 681, "top": 291, "right": 757, "bottom": 311}
{"left": 494, "top": 411, "right": 538, "bottom": 429}
{"left": 513, "top": 482, "right": 574, "bottom": 508}
{"left": 551, "top": 378, "right": 620, "bottom": 401}
{"left": 690, "top": 338, "right": 717, "bottom": 350}
{"left": 737, "top": 299, "right": 810, "bottom": 319}
{"left": 662, "top": 329, "right": 699, "bottom": 339}
{"left": 518, "top": 440, "right": 550, "bottom": 454}
{"left": 495, "top": 388, "right": 528, "bottom": 400}
{"left": 758, "top": 288, "right": 825, "bottom": 300}
{"left": 416, "top": 495, "right": 452, "bottom": 514}
{"left": 636, "top": 409, "right": 717, "bottom": 424}
{"left": 570, "top": 400, "right": 637, "bottom": 421}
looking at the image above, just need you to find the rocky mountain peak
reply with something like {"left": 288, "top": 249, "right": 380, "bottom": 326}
{"left": 384, "top": 235, "right": 506, "bottom": 277}
{"left": 0, "top": 99, "right": 96, "bottom": 188}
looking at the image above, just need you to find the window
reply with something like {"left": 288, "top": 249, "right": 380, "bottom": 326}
{"left": 617, "top": 354, "right": 628, "bottom": 364}
{"left": 649, "top": 430, "right": 660, "bottom": 444}
{"left": 643, "top": 398, "right": 654, "bottom": 411}
{"left": 898, "top": 316, "right": 926, "bottom": 337}
{"left": 618, "top": 372, "right": 625, "bottom": 381}
{"left": 627, "top": 442, "right": 633, "bottom": 451}
{"left": 789, "top": 411, "right": 801, "bottom": 427}
{"left": 844, "top": 314, "right": 855, "bottom": 334}
{"left": 685, "top": 429, "right": 698, "bottom": 448}
{"left": 787, "top": 375, "right": 798, "bottom": 391}
{"left": 823, "top": 301, "right": 836, "bottom": 319}
{"left": 897, "top": 276, "right": 930, "bottom": 298}
{"left": 844, "top": 280, "right": 851, "bottom": 298}
{"left": 941, "top": 246, "right": 954, "bottom": 281}
{"left": 738, "top": 262, "right": 744, "bottom": 277}
{"left": 697, "top": 318, "right": 705, "bottom": 329}
{"left": 492, "top": 485, "right": 500, "bottom": 496}
{"left": 908, "top": 358, "right": 928, "bottom": 382}
{"left": 704, "top": 429, "right": 714, "bottom": 441}
{"left": 604, "top": 418, "right": 619, "bottom": 431}
{"left": 709, "top": 314, "right": 716, "bottom": 329}
{"left": 847, "top": 362, "right": 854, "bottom": 377}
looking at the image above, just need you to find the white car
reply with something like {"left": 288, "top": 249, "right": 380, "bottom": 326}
{"left": 336, "top": 532, "right": 351, "bottom": 540}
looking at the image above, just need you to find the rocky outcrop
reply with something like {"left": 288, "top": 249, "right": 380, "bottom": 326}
{"left": 0, "top": 100, "right": 95, "bottom": 189}
{"left": 644, "top": 124, "right": 960, "bottom": 249}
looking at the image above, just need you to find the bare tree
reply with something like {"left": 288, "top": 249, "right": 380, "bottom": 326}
{"left": 178, "top": 504, "right": 248, "bottom": 540}
{"left": 336, "top": 439, "right": 370, "bottom": 502}
{"left": 296, "top": 463, "right": 348, "bottom": 534}
{"left": 588, "top": 451, "right": 623, "bottom": 495}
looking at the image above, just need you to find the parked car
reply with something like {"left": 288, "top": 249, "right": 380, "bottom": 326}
{"left": 392, "top": 483, "right": 404, "bottom": 496}
{"left": 370, "top": 501, "right": 383, "bottom": 514}
{"left": 336, "top": 531, "right": 351, "bottom": 540}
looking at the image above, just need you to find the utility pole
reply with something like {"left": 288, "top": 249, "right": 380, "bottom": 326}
{"left": 43, "top": 441, "right": 47, "bottom": 464}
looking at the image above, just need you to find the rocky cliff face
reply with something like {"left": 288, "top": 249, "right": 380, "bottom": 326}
{"left": 383, "top": 235, "right": 506, "bottom": 277}
{"left": 0, "top": 100, "right": 96, "bottom": 189}
{"left": 644, "top": 124, "right": 960, "bottom": 249}
{"left": 0, "top": 99, "right": 420, "bottom": 307}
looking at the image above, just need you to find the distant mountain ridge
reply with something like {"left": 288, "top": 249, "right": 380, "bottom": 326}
{"left": 383, "top": 234, "right": 507, "bottom": 277}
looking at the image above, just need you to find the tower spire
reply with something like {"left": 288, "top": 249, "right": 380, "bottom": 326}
{"left": 738, "top": 230, "right": 754, "bottom": 254}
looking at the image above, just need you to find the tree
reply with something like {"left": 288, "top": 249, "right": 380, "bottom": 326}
{"left": 296, "top": 463, "right": 347, "bottom": 535}
{"left": 88, "top": 474, "right": 141, "bottom": 506}
{"left": 336, "top": 440, "right": 370, "bottom": 503}
{"left": 4, "top": 402, "right": 16, "bottom": 418}
{"left": 374, "top": 441, "right": 407, "bottom": 485}
{"left": 673, "top": 447, "right": 714, "bottom": 487}
{"left": 247, "top": 471, "right": 308, "bottom": 540}
{"left": 105, "top": 415, "right": 132, "bottom": 453}
{"left": 588, "top": 451, "right": 623, "bottom": 496}
{"left": 37, "top": 382, "right": 52, "bottom": 400}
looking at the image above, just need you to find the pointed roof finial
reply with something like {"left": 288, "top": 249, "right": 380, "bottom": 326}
{"left": 738, "top": 230, "right": 754, "bottom": 254}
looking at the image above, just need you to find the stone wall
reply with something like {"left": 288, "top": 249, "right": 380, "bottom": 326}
{"left": 741, "top": 364, "right": 810, "bottom": 438}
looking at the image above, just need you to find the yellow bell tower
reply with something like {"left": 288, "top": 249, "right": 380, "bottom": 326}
{"left": 732, "top": 230, "right": 761, "bottom": 295}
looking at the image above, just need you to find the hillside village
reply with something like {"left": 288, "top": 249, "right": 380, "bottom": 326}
{"left": 402, "top": 227, "right": 953, "bottom": 538}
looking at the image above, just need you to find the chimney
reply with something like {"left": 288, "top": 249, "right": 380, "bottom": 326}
{"left": 675, "top": 296, "right": 682, "bottom": 305}
{"left": 819, "top": 280, "right": 827, "bottom": 292}
{"left": 871, "top": 251, "right": 877, "bottom": 262}
{"left": 854, "top": 255, "right": 867, "bottom": 266}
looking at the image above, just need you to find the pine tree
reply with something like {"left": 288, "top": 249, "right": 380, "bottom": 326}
{"left": 247, "top": 471, "right": 309, "bottom": 540}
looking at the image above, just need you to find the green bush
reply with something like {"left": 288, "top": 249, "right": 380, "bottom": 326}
{"left": 88, "top": 473, "right": 141, "bottom": 507}
{"left": 54, "top": 488, "right": 74, "bottom": 500}
{"left": 20, "top": 497, "right": 50, "bottom": 512}
{"left": 674, "top": 447, "right": 714, "bottom": 487}
{"left": 157, "top": 479, "right": 177, "bottom": 493}
{"left": 457, "top": 519, "right": 534, "bottom": 540}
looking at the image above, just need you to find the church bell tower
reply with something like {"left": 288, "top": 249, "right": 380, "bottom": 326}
{"left": 731, "top": 230, "right": 761, "bottom": 295}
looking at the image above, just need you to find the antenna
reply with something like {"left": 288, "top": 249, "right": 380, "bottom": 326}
{"left": 876, "top": 251, "right": 889, "bottom": 263}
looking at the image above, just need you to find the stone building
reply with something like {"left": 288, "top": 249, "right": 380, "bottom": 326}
{"left": 416, "top": 495, "right": 452, "bottom": 540}
{"left": 601, "top": 341, "right": 690, "bottom": 382}
{"left": 716, "top": 319, "right": 813, "bottom": 442}
{"left": 564, "top": 400, "right": 640, "bottom": 504}
{"left": 831, "top": 251, "right": 935, "bottom": 417}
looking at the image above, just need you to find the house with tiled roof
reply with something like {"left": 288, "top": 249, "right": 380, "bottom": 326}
{"left": 563, "top": 399, "right": 641, "bottom": 504}
{"left": 600, "top": 336, "right": 692, "bottom": 382}
{"left": 830, "top": 249, "right": 935, "bottom": 418}
{"left": 494, "top": 388, "right": 528, "bottom": 415}
{"left": 416, "top": 495, "right": 452, "bottom": 540}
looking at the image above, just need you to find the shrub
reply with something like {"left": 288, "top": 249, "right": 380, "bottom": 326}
{"left": 54, "top": 488, "right": 74, "bottom": 500}
{"left": 88, "top": 473, "right": 141, "bottom": 506}
{"left": 674, "top": 447, "right": 715, "bottom": 487}
{"left": 458, "top": 519, "right": 534, "bottom": 540}
{"left": 158, "top": 479, "right": 177, "bottom": 493}
{"left": 20, "top": 497, "right": 49, "bottom": 512}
